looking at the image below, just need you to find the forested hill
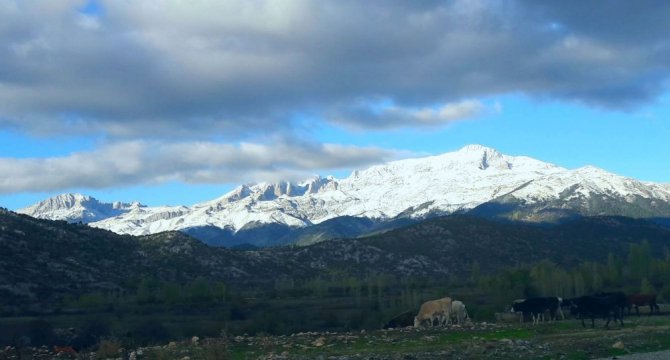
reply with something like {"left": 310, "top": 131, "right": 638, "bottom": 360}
{"left": 0, "top": 209, "right": 309, "bottom": 310}
{"left": 2, "top": 208, "right": 670, "bottom": 312}
{"left": 282, "top": 215, "right": 670, "bottom": 277}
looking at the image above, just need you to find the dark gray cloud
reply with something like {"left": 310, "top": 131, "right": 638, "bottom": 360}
{"left": 0, "top": 0, "right": 668, "bottom": 137}
{"left": 516, "top": 1, "right": 670, "bottom": 44}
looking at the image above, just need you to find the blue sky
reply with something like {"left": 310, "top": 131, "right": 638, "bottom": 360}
{"left": 1, "top": 1, "right": 669, "bottom": 210}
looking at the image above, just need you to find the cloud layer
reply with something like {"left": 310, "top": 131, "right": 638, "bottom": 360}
{"left": 1, "top": 0, "right": 668, "bottom": 137}
{"left": 0, "top": 140, "right": 402, "bottom": 193}
{"left": 1, "top": 1, "right": 669, "bottom": 194}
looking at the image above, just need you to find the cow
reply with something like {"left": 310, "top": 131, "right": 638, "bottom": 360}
{"left": 626, "top": 294, "right": 660, "bottom": 316}
{"left": 435, "top": 297, "right": 453, "bottom": 325}
{"left": 567, "top": 293, "right": 625, "bottom": 328}
{"left": 511, "top": 297, "right": 561, "bottom": 325}
{"left": 495, "top": 311, "right": 523, "bottom": 323}
{"left": 556, "top": 297, "right": 566, "bottom": 320}
{"left": 512, "top": 298, "right": 564, "bottom": 322}
{"left": 414, "top": 297, "right": 452, "bottom": 327}
{"left": 383, "top": 310, "right": 416, "bottom": 329}
{"left": 596, "top": 292, "right": 628, "bottom": 320}
{"left": 450, "top": 300, "right": 469, "bottom": 325}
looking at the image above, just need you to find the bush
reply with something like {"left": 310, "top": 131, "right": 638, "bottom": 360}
{"left": 132, "top": 319, "right": 171, "bottom": 345}
{"left": 194, "top": 339, "right": 230, "bottom": 360}
{"left": 75, "top": 317, "right": 111, "bottom": 349}
{"left": 97, "top": 339, "right": 123, "bottom": 358}
{"left": 27, "top": 319, "right": 55, "bottom": 346}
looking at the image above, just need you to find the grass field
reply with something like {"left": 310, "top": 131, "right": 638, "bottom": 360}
{"left": 134, "top": 314, "right": 670, "bottom": 360}
{"left": 2, "top": 301, "right": 670, "bottom": 359}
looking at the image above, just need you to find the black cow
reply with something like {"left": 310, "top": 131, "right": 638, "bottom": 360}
{"left": 567, "top": 292, "right": 625, "bottom": 328}
{"left": 597, "top": 292, "right": 627, "bottom": 320}
{"left": 382, "top": 310, "right": 415, "bottom": 329}
{"left": 511, "top": 297, "right": 561, "bottom": 325}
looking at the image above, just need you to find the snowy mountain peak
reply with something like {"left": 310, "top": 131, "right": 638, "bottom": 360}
{"left": 575, "top": 165, "right": 611, "bottom": 174}
{"left": 18, "top": 145, "right": 670, "bottom": 242}
{"left": 18, "top": 193, "right": 143, "bottom": 223}
{"left": 211, "top": 176, "right": 340, "bottom": 205}
{"left": 215, "top": 185, "right": 253, "bottom": 203}
{"left": 21, "top": 193, "right": 92, "bottom": 212}
{"left": 457, "top": 144, "right": 499, "bottom": 154}
{"left": 55, "top": 192, "right": 90, "bottom": 203}
{"left": 452, "top": 144, "right": 511, "bottom": 170}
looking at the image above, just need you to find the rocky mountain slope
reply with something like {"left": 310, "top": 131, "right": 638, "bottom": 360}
{"left": 0, "top": 209, "right": 306, "bottom": 311}
{"left": 17, "top": 193, "right": 143, "bottom": 223}
{"left": 17, "top": 145, "right": 670, "bottom": 246}
{"left": 3, "top": 208, "right": 670, "bottom": 313}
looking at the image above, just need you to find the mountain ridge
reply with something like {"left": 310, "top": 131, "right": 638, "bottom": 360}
{"left": 17, "top": 145, "right": 670, "bottom": 246}
{"left": 18, "top": 193, "right": 144, "bottom": 223}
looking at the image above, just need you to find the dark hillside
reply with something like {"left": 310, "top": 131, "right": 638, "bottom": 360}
{"left": 286, "top": 215, "right": 670, "bottom": 277}
{"left": 0, "top": 209, "right": 139, "bottom": 308}
{"left": 2, "top": 209, "right": 670, "bottom": 313}
{"left": 0, "top": 209, "right": 309, "bottom": 312}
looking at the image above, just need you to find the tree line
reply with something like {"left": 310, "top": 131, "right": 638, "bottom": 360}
{"left": 469, "top": 240, "right": 670, "bottom": 314}
{"left": 6, "top": 239, "right": 670, "bottom": 349}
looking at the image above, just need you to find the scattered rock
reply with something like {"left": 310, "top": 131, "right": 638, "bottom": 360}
{"left": 612, "top": 341, "right": 625, "bottom": 349}
{"left": 312, "top": 337, "right": 326, "bottom": 347}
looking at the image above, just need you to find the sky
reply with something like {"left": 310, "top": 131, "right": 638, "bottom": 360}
{"left": 1, "top": 0, "right": 669, "bottom": 210}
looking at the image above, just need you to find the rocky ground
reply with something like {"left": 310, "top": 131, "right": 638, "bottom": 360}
{"left": 2, "top": 316, "right": 670, "bottom": 359}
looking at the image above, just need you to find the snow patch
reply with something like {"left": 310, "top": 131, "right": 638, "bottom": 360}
{"left": 19, "top": 145, "right": 670, "bottom": 236}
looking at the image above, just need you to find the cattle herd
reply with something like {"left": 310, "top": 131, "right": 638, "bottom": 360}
{"left": 415, "top": 293, "right": 661, "bottom": 329}
{"left": 414, "top": 297, "right": 470, "bottom": 327}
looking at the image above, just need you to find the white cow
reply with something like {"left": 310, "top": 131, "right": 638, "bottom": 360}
{"left": 450, "top": 300, "right": 469, "bottom": 325}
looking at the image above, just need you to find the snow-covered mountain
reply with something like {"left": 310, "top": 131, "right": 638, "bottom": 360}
{"left": 18, "top": 193, "right": 143, "bottom": 223}
{"left": 18, "top": 145, "right": 670, "bottom": 245}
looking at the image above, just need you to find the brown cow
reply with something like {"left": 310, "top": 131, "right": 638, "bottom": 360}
{"left": 626, "top": 294, "right": 660, "bottom": 316}
{"left": 414, "top": 297, "right": 452, "bottom": 327}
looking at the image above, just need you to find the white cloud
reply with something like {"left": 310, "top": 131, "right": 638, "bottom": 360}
{"left": 0, "top": 140, "right": 404, "bottom": 193}
{"left": 76, "top": 14, "right": 101, "bottom": 30}
{"left": 1, "top": 1, "right": 668, "bottom": 197}
{"left": 329, "top": 99, "right": 486, "bottom": 130}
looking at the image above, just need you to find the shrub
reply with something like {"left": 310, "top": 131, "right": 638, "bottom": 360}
{"left": 195, "top": 338, "right": 230, "bottom": 360}
{"left": 76, "top": 317, "right": 111, "bottom": 349}
{"left": 132, "top": 319, "right": 171, "bottom": 345}
{"left": 97, "top": 339, "right": 123, "bottom": 358}
{"left": 27, "top": 319, "right": 55, "bottom": 346}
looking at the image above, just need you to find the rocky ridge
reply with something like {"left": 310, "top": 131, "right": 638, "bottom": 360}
{"left": 17, "top": 145, "right": 670, "bottom": 246}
